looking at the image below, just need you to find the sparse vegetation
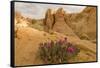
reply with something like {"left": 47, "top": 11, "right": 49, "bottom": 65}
{"left": 28, "top": 19, "right": 44, "bottom": 31}
{"left": 31, "top": 19, "right": 37, "bottom": 24}
{"left": 38, "top": 37, "right": 80, "bottom": 64}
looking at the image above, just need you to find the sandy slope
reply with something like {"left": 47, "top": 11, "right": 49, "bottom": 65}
{"left": 15, "top": 26, "right": 68, "bottom": 66}
{"left": 15, "top": 26, "right": 96, "bottom": 66}
{"left": 15, "top": 27, "right": 48, "bottom": 65}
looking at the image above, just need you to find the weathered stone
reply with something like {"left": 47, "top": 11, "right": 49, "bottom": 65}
{"left": 44, "top": 9, "right": 54, "bottom": 32}
{"left": 65, "top": 7, "right": 96, "bottom": 40}
{"left": 52, "top": 8, "right": 77, "bottom": 37}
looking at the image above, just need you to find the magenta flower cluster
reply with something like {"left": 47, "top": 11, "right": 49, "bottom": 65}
{"left": 38, "top": 37, "right": 80, "bottom": 64}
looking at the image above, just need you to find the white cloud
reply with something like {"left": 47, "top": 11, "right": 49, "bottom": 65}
{"left": 15, "top": 2, "right": 86, "bottom": 19}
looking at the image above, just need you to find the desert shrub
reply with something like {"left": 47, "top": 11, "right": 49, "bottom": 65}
{"left": 29, "top": 19, "right": 44, "bottom": 31}
{"left": 31, "top": 19, "right": 37, "bottom": 24}
{"left": 31, "top": 23, "right": 44, "bottom": 31}
{"left": 78, "top": 33, "right": 90, "bottom": 40}
{"left": 38, "top": 37, "right": 80, "bottom": 64}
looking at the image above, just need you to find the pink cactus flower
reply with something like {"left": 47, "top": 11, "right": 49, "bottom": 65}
{"left": 47, "top": 42, "right": 51, "bottom": 48}
{"left": 67, "top": 46, "right": 75, "bottom": 53}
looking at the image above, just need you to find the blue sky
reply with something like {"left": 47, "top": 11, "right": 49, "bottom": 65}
{"left": 15, "top": 2, "right": 86, "bottom": 19}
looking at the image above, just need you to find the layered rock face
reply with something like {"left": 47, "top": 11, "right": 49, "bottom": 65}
{"left": 15, "top": 12, "right": 30, "bottom": 38}
{"left": 44, "top": 8, "right": 78, "bottom": 37}
{"left": 81, "top": 7, "right": 96, "bottom": 40}
{"left": 44, "top": 9, "right": 54, "bottom": 32}
{"left": 53, "top": 8, "right": 77, "bottom": 37}
{"left": 65, "top": 7, "right": 96, "bottom": 40}
{"left": 15, "top": 12, "right": 29, "bottom": 28}
{"left": 44, "top": 7, "right": 96, "bottom": 40}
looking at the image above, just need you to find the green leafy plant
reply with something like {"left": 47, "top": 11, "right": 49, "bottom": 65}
{"left": 38, "top": 37, "right": 80, "bottom": 64}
